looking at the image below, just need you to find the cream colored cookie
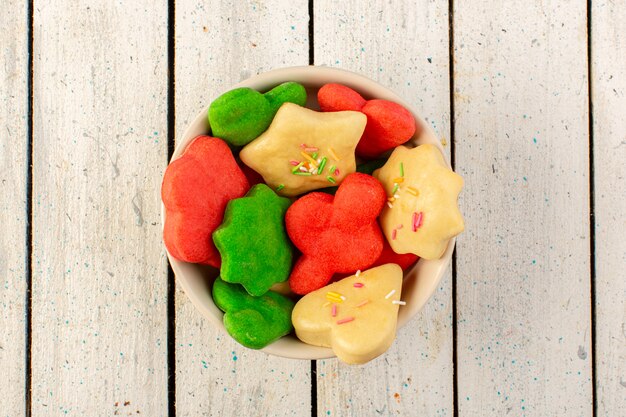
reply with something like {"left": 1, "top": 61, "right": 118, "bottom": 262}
{"left": 373, "top": 144, "right": 464, "bottom": 260}
{"left": 239, "top": 103, "right": 366, "bottom": 197}
{"left": 292, "top": 264, "right": 403, "bottom": 364}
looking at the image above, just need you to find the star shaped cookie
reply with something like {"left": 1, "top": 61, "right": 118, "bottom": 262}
{"left": 373, "top": 144, "right": 464, "bottom": 260}
{"left": 239, "top": 103, "right": 367, "bottom": 197}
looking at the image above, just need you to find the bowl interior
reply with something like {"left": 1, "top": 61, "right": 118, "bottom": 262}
{"left": 163, "top": 66, "right": 456, "bottom": 360}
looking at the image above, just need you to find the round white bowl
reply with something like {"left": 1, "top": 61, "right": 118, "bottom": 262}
{"left": 162, "top": 66, "right": 456, "bottom": 360}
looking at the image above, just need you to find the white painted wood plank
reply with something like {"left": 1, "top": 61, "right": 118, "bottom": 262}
{"left": 0, "top": 2, "right": 28, "bottom": 416}
{"left": 174, "top": 2, "right": 311, "bottom": 416}
{"left": 591, "top": 0, "right": 626, "bottom": 414}
{"left": 454, "top": 1, "right": 592, "bottom": 414}
{"left": 314, "top": 1, "right": 454, "bottom": 415}
{"left": 31, "top": 1, "right": 168, "bottom": 415}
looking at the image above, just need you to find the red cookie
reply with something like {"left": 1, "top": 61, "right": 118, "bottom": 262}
{"left": 286, "top": 173, "right": 386, "bottom": 294}
{"left": 318, "top": 83, "right": 419, "bottom": 159}
{"left": 162, "top": 135, "right": 250, "bottom": 266}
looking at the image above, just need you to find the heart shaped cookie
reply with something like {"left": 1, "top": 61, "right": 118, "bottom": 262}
{"left": 291, "top": 263, "right": 403, "bottom": 364}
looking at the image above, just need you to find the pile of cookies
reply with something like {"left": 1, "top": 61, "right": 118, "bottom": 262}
{"left": 162, "top": 81, "right": 464, "bottom": 364}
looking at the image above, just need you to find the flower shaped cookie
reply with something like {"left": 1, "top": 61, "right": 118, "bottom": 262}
{"left": 374, "top": 144, "right": 464, "bottom": 260}
{"left": 213, "top": 184, "right": 293, "bottom": 296}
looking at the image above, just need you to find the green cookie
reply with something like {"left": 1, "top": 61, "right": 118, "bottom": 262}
{"left": 212, "top": 277, "right": 294, "bottom": 349}
{"left": 213, "top": 184, "right": 293, "bottom": 296}
{"left": 208, "top": 81, "right": 307, "bottom": 146}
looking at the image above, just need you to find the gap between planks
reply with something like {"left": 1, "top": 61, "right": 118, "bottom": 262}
{"left": 586, "top": 0, "right": 597, "bottom": 414}
{"left": 167, "top": 0, "right": 177, "bottom": 416}
{"left": 26, "top": 0, "right": 34, "bottom": 416}
{"left": 448, "top": 1, "right": 460, "bottom": 415}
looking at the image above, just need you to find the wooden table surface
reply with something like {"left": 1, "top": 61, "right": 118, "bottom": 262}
{"left": 1, "top": 0, "right": 624, "bottom": 416}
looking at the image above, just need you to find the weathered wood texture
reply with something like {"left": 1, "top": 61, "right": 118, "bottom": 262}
{"left": 173, "top": 1, "right": 312, "bottom": 416}
{"left": 591, "top": 0, "right": 626, "bottom": 414}
{"left": 0, "top": 2, "right": 28, "bottom": 416}
{"left": 454, "top": 1, "right": 592, "bottom": 414}
{"left": 314, "top": 1, "right": 454, "bottom": 415}
{"left": 31, "top": 1, "right": 169, "bottom": 415}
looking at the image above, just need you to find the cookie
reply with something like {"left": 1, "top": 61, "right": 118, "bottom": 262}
{"left": 286, "top": 173, "right": 386, "bottom": 294}
{"left": 162, "top": 135, "right": 249, "bottom": 266}
{"left": 213, "top": 184, "right": 293, "bottom": 296}
{"left": 209, "top": 82, "right": 307, "bottom": 146}
{"left": 374, "top": 144, "right": 464, "bottom": 260}
{"left": 292, "top": 263, "right": 403, "bottom": 364}
{"left": 213, "top": 277, "right": 294, "bottom": 349}
{"left": 318, "top": 83, "right": 418, "bottom": 159}
{"left": 239, "top": 103, "right": 366, "bottom": 197}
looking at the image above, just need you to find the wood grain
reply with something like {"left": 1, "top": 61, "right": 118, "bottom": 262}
{"left": 591, "top": 0, "right": 626, "bottom": 414}
{"left": 173, "top": 1, "right": 312, "bottom": 415}
{"left": 314, "top": 1, "right": 455, "bottom": 415}
{"left": 453, "top": 1, "right": 592, "bottom": 414}
{"left": 0, "top": 2, "right": 28, "bottom": 416}
{"left": 31, "top": 1, "right": 168, "bottom": 415}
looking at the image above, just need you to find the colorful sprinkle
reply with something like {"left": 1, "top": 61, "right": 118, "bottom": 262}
{"left": 387, "top": 202, "right": 394, "bottom": 209}
{"left": 312, "top": 152, "right": 318, "bottom": 159}
{"left": 331, "top": 304, "right": 337, "bottom": 317}
{"left": 396, "top": 224, "right": 403, "bottom": 229}
{"left": 334, "top": 168, "right": 340, "bottom": 176}
{"left": 387, "top": 197, "right": 395, "bottom": 203}
{"left": 406, "top": 187, "right": 418, "bottom": 196}
{"left": 328, "top": 147, "right": 340, "bottom": 161}
{"left": 392, "top": 300, "right": 407, "bottom": 305}
{"left": 336, "top": 317, "right": 355, "bottom": 325}
{"left": 356, "top": 299, "right": 369, "bottom": 307}
{"left": 328, "top": 164, "right": 336, "bottom": 174}
{"left": 299, "top": 143, "right": 308, "bottom": 149}
{"left": 393, "top": 194, "right": 400, "bottom": 199}
{"left": 317, "top": 157, "right": 328, "bottom": 175}
{"left": 400, "top": 162, "right": 404, "bottom": 177}
{"left": 326, "top": 176, "right": 336, "bottom": 184}
{"left": 385, "top": 289, "right": 396, "bottom": 299}
{"left": 392, "top": 184, "right": 399, "bottom": 195}
{"left": 304, "top": 147, "right": 319, "bottom": 152}
{"left": 355, "top": 270, "right": 361, "bottom": 277}
{"left": 412, "top": 211, "right": 423, "bottom": 231}
{"left": 412, "top": 212, "right": 418, "bottom": 232}
{"left": 289, "top": 160, "right": 300, "bottom": 166}
{"left": 291, "top": 162, "right": 304, "bottom": 173}
{"left": 392, "top": 229, "right": 397, "bottom": 240}
{"left": 393, "top": 177, "right": 404, "bottom": 183}
{"left": 353, "top": 283, "right": 364, "bottom": 288}
{"left": 299, "top": 165, "right": 309, "bottom": 172}
{"left": 275, "top": 184, "right": 285, "bottom": 191}
{"left": 293, "top": 171, "right": 312, "bottom": 176}
{"left": 301, "top": 151, "right": 318, "bottom": 166}
{"left": 326, "top": 291, "right": 344, "bottom": 303}
{"left": 322, "top": 301, "right": 331, "bottom": 307}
